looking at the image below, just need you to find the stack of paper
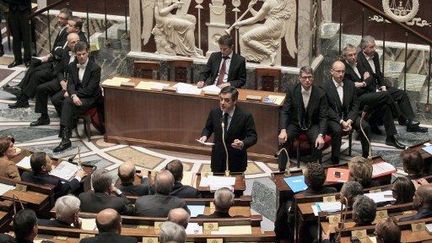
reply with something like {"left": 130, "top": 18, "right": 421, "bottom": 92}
{"left": 372, "top": 162, "right": 396, "bottom": 178}
{"left": 0, "top": 183, "right": 15, "bottom": 196}
{"left": 365, "top": 190, "right": 395, "bottom": 204}
{"left": 49, "top": 161, "right": 79, "bottom": 181}
{"left": 80, "top": 218, "right": 97, "bottom": 231}
{"left": 135, "top": 81, "right": 170, "bottom": 90}
{"left": 199, "top": 176, "right": 235, "bottom": 189}
{"left": 264, "top": 95, "right": 285, "bottom": 105}
{"left": 187, "top": 205, "right": 205, "bottom": 217}
{"left": 315, "top": 202, "right": 344, "bottom": 214}
{"left": 102, "top": 79, "right": 122, "bottom": 87}
{"left": 284, "top": 175, "right": 307, "bottom": 193}
{"left": 185, "top": 223, "right": 202, "bottom": 234}
{"left": 201, "top": 85, "right": 221, "bottom": 95}
{"left": 16, "top": 156, "right": 31, "bottom": 169}
{"left": 173, "top": 83, "right": 201, "bottom": 95}
{"left": 211, "top": 225, "right": 252, "bottom": 235}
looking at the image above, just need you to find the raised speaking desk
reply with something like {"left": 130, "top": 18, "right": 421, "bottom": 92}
{"left": 103, "top": 79, "right": 285, "bottom": 161}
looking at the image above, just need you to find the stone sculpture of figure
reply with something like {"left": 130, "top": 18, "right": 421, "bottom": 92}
{"left": 141, "top": 0, "right": 203, "bottom": 58}
{"left": 232, "top": 0, "right": 297, "bottom": 66}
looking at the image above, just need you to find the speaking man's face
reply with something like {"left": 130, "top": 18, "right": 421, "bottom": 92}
{"left": 219, "top": 93, "right": 236, "bottom": 113}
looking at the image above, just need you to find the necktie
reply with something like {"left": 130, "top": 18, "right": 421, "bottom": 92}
{"left": 223, "top": 113, "right": 229, "bottom": 134}
{"left": 217, "top": 56, "right": 229, "bottom": 85}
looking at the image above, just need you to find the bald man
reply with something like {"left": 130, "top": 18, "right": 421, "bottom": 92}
{"left": 118, "top": 162, "right": 150, "bottom": 196}
{"left": 400, "top": 184, "right": 432, "bottom": 222}
{"left": 135, "top": 170, "right": 189, "bottom": 217}
{"left": 80, "top": 209, "right": 137, "bottom": 243}
{"left": 168, "top": 208, "right": 190, "bottom": 228}
{"left": 322, "top": 60, "right": 371, "bottom": 164}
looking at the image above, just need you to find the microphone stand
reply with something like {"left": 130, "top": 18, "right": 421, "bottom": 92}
{"left": 360, "top": 114, "right": 373, "bottom": 161}
{"left": 335, "top": 196, "right": 348, "bottom": 243}
{"left": 221, "top": 120, "right": 230, "bottom": 177}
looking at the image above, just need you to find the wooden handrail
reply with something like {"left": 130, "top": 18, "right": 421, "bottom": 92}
{"left": 28, "top": 0, "right": 69, "bottom": 19}
{"left": 353, "top": 0, "right": 432, "bottom": 46}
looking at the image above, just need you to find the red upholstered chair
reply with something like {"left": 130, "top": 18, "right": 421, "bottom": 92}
{"left": 75, "top": 107, "right": 105, "bottom": 141}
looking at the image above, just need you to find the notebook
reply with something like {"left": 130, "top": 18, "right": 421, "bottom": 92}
{"left": 284, "top": 175, "right": 307, "bottom": 193}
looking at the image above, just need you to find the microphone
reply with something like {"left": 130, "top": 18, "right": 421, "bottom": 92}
{"left": 360, "top": 105, "right": 372, "bottom": 160}
{"left": 221, "top": 114, "right": 230, "bottom": 177}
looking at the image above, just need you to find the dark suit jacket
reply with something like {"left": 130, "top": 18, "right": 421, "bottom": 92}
{"left": 51, "top": 27, "right": 69, "bottom": 53}
{"left": 4, "top": 0, "right": 31, "bottom": 11}
{"left": 356, "top": 51, "right": 386, "bottom": 91}
{"left": 399, "top": 208, "right": 432, "bottom": 222}
{"left": 52, "top": 47, "right": 73, "bottom": 83}
{"left": 38, "top": 218, "right": 73, "bottom": 228}
{"left": 301, "top": 186, "right": 337, "bottom": 197}
{"left": 135, "top": 193, "right": 189, "bottom": 217}
{"left": 21, "top": 171, "right": 81, "bottom": 200}
{"left": 343, "top": 60, "right": 372, "bottom": 97}
{"left": 78, "top": 31, "right": 88, "bottom": 44}
{"left": 201, "top": 106, "right": 257, "bottom": 172}
{"left": 79, "top": 232, "right": 137, "bottom": 243}
{"left": 199, "top": 52, "right": 246, "bottom": 88}
{"left": 78, "top": 191, "right": 134, "bottom": 215}
{"left": 119, "top": 178, "right": 150, "bottom": 197}
{"left": 0, "top": 233, "right": 16, "bottom": 243}
{"left": 279, "top": 83, "right": 327, "bottom": 134}
{"left": 322, "top": 79, "right": 360, "bottom": 123}
{"left": 67, "top": 59, "right": 101, "bottom": 103}
{"left": 170, "top": 181, "right": 201, "bottom": 198}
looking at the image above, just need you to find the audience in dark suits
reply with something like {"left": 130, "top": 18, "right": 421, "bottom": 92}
{"left": 352, "top": 195, "right": 376, "bottom": 226}
{"left": 340, "top": 181, "right": 363, "bottom": 209}
{"left": 79, "top": 208, "right": 137, "bottom": 243}
{"left": 39, "top": 195, "right": 81, "bottom": 228}
{"left": 199, "top": 187, "right": 235, "bottom": 218}
{"left": 159, "top": 221, "right": 186, "bottom": 243}
{"left": 401, "top": 150, "right": 425, "bottom": 180}
{"left": 21, "top": 152, "right": 85, "bottom": 200}
{"left": 135, "top": 170, "right": 189, "bottom": 217}
{"left": 79, "top": 170, "right": 134, "bottom": 215}
{"left": 199, "top": 86, "right": 257, "bottom": 173}
{"left": 399, "top": 184, "right": 432, "bottom": 222}
{"left": 391, "top": 176, "right": 415, "bottom": 205}
{"left": 117, "top": 161, "right": 150, "bottom": 196}
{"left": 375, "top": 217, "right": 401, "bottom": 243}
{"left": 165, "top": 160, "right": 200, "bottom": 198}
{"left": 301, "top": 162, "right": 337, "bottom": 196}
{"left": 168, "top": 208, "right": 190, "bottom": 229}
{"left": 197, "top": 35, "right": 246, "bottom": 88}
{"left": 0, "top": 136, "right": 21, "bottom": 180}
{"left": 54, "top": 41, "right": 102, "bottom": 152}
{"left": 13, "top": 209, "right": 38, "bottom": 243}
{"left": 278, "top": 66, "right": 327, "bottom": 171}
{"left": 323, "top": 60, "right": 371, "bottom": 164}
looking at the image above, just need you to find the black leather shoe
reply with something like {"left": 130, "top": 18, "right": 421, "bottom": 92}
{"left": 8, "top": 100, "right": 29, "bottom": 109}
{"left": 407, "top": 124, "right": 428, "bottom": 133}
{"left": 385, "top": 136, "right": 406, "bottom": 149}
{"left": 30, "top": 117, "right": 50, "bottom": 127}
{"left": 24, "top": 61, "right": 31, "bottom": 68}
{"left": 7, "top": 61, "right": 23, "bottom": 68}
{"left": 3, "top": 85, "right": 22, "bottom": 97}
{"left": 398, "top": 117, "right": 408, "bottom": 126}
{"left": 371, "top": 125, "right": 383, "bottom": 135}
{"left": 53, "top": 139, "right": 71, "bottom": 152}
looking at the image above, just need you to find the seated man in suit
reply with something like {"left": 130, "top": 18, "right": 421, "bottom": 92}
{"left": 352, "top": 195, "right": 376, "bottom": 226}
{"left": 357, "top": 36, "right": 427, "bottom": 133}
{"left": 198, "top": 86, "right": 257, "bottom": 173}
{"left": 199, "top": 187, "right": 235, "bottom": 218}
{"left": 197, "top": 35, "right": 246, "bottom": 88}
{"left": 343, "top": 44, "right": 406, "bottom": 149}
{"left": 165, "top": 160, "right": 200, "bottom": 198}
{"left": 324, "top": 60, "right": 371, "bottom": 164}
{"left": 30, "top": 32, "right": 81, "bottom": 127}
{"left": 278, "top": 66, "right": 327, "bottom": 171}
{"left": 399, "top": 184, "right": 432, "bottom": 222}
{"left": 54, "top": 41, "right": 102, "bottom": 152}
{"left": 302, "top": 162, "right": 337, "bottom": 196}
{"left": 79, "top": 170, "right": 134, "bottom": 215}
{"left": 117, "top": 161, "right": 150, "bottom": 196}
{"left": 21, "top": 152, "right": 85, "bottom": 200}
{"left": 39, "top": 195, "right": 81, "bottom": 228}
{"left": 159, "top": 221, "right": 186, "bottom": 243}
{"left": 80, "top": 208, "right": 137, "bottom": 243}
{"left": 135, "top": 170, "right": 189, "bottom": 217}
{"left": 168, "top": 208, "right": 190, "bottom": 229}
{"left": 13, "top": 209, "right": 38, "bottom": 243}
{"left": 340, "top": 181, "right": 363, "bottom": 209}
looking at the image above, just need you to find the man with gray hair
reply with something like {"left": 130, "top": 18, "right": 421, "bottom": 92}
{"left": 168, "top": 208, "right": 190, "bottom": 228}
{"left": 39, "top": 195, "right": 81, "bottom": 228}
{"left": 352, "top": 195, "right": 376, "bottom": 226}
{"left": 135, "top": 170, "right": 189, "bottom": 217}
{"left": 79, "top": 170, "right": 134, "bottom": 215}
{"left": 199, "top": 187, "right": 234, "bottom": 218}
{"left": 159, "top": 221, "right": 186, "bottom": 243}
{"left": 357, "top": 35, "right": 427, "bottom": 134}
{"left": 340, "top": 181, "right": 363, "bottom": 209}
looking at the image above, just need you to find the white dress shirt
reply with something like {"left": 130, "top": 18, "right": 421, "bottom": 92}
{"left": 77, "top": 59, "right": 89, "bottom": 82}
{"left": 333, "top": 78, "right": 344, "bottom": 104}
{"left": 301, "top": 86, "right": 311, "bottom": 109}
{"left": 214, "top": 52, "right": 233, "bottom": 84}
{"left": 364, "top": 53, "right": 376, "bottom": 73}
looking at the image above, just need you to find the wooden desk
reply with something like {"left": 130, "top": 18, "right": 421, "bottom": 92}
{"left": 103, "top": 78, "right": 285, "bottom": 161}
{"left": 406, "top": 140, "right": 432, "bottom": 162}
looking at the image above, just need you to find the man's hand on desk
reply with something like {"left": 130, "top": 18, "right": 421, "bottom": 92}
{"left": 218, "top": 83, "right": 230, "bottom": 88}
{"left": 278, "top": 129, "right": 287, "bottom": 145}
{"left": 198, "top": 136, "right": 208, "bottom": 143}
{"left": 231, "top": 139, "right": 244, "bottom": 150}
{"left": 196, "top": 81, "right": 205, "bottom": 88}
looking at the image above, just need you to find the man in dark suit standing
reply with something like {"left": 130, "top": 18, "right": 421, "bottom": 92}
{"left": 323, "top": 60, "right": 371, "bottom": 164}
{"left": 197, "top": 35, "right": 246, "bottom": 88}
{"left": 54, "top": 41, "right": 102, "bottom": 152}
{"left": 21, "top": 152, "right": 86, "bottom": 200}
{"left": 278, "top": 66, "right": 327, "bottom": 171}
{"left": 165, "top": 160, "right": 200, "bottom": 198}
{"left": 79, "top": 208, "right": 137, "bottom": 243}
{"left": 4, "top": 0, "right": 32, "bottom": 68}
{"left": 198, "top": 86, "right": 257, "bottom": 173}
{"left": 357, "top": 36, "right": 427, "bottom": 133}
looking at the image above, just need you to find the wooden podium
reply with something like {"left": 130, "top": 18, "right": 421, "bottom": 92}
{"left": 103, "top": 79, "right": 285, "bottom": 162}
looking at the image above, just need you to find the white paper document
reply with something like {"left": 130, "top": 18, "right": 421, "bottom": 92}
{"left": 80, "top": 218, "right": 97, "bottom": 231}
{"left": 174, "top": 83, "right": 202, "bottom": 95}
{"left": 201, "top": 85, "right": 221, "bottom": 95}
{"left": 0, "top": 183, "right": 15, "bottom": 196}
{"left": 199, "top": 176, "right": 236, "bottom": 188}
{"left": 365, "top": 190, "right": 395, "bottom": 204}
{"left": 372, "top": 162, "right": 396, "bottom": 178}
{"left": 49, "top": 161, "right": 79, "bottom": 181}
{"left": 211, "top": 225, "right": 252, "bottom": 235}
{"left": 185, "top": 223, "right": 202, "bottom": 234}
{"left": 315, "top": 202, "right": 344, "bottom": 214}
{"left": 16, "top": 156, "right": 31, "bottom": 169}
{"left": 187, "top": 205, "right": 205, "bottom": 217}
{"left": 195, "top": 139, "right": 214, "bottom": 146}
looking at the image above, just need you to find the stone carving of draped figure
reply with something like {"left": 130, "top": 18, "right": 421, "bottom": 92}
{"left": 141, "top": 0, "right": 203, "bottom": 58}
{"left": 233, "top": 0, "right": 297, "bottom": 66}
